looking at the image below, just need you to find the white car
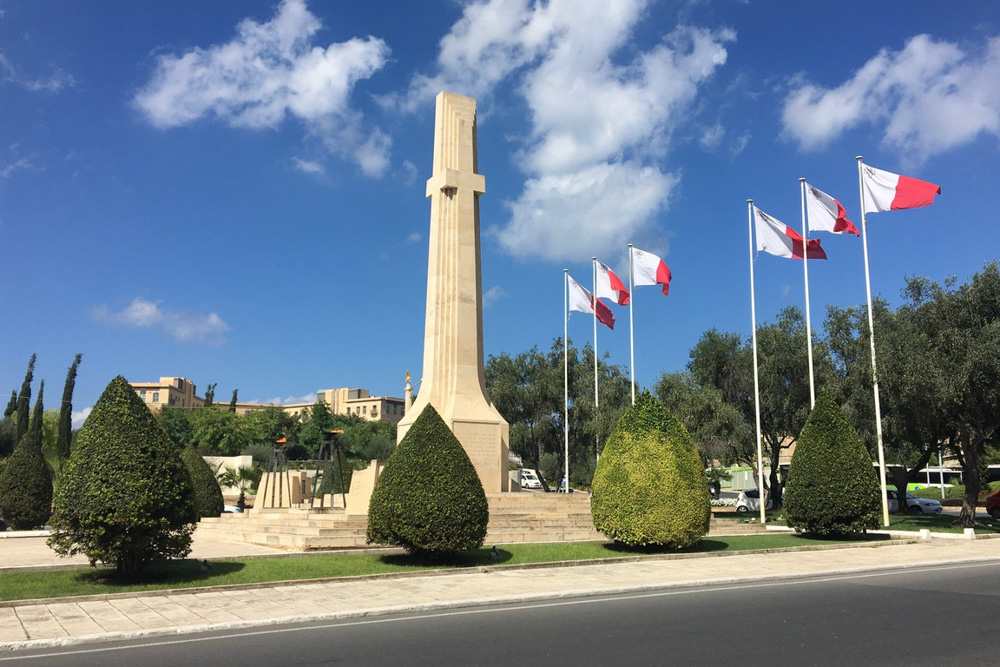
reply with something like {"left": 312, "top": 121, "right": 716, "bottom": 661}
{"left": 520, "top": 469, "right": 542, "bottom": 489}
{"left": 887, "top": 489, "right": 943, "bottom": 514}
{"left": 735, "top": 488, "right": 773, "bottom": 513}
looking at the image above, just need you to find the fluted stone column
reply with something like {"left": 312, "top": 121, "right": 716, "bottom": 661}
{"left": 397, "top": 92, "right": 509, "bottom": 492}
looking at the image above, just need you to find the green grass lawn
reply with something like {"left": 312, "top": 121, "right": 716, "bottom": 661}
{"left": 877, "top": 513, "right": 1000, "bottom": 534}
{"left": 0, "top": 533, "right": 872, "bottom": 603}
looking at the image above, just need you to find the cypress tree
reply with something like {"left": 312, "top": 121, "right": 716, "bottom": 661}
{"left": 203, "top": 383, "right": 216, "bottom": 407}
{"left": 4, "top": 390, "right": 16, "bottom": 418}
{"left": 0, "top": 380, "right": 52, "bottom": 529}
{"left": 15, "top": 354, "right": 35, "bottom": 441}
{"left": 57, "top": 354, "right": 82, "bottom": 459}
{"left": 229, "top": 389, "right": 238, "bottom": 412}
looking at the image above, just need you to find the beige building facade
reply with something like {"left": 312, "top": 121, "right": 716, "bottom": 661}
{"left": 129, "top": 378, "right": 404, "bottom": 424}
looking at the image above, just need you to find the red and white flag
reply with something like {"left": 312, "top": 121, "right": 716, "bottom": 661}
{"left": 861, "top": 164, "right": 941, "bottom": 214}
{"left": 567, "top": 273, "right": 615, "bottom": 329}
{"left": 754, "top": 206, "right": 827, "bottom": 260}
{"left": 805, "top": 183, "right": 859, "bottom": 236}
{"left": 631, "top": 246, "right": 672, "bottom": 296}
{"left": 594, "top": 260, "right": 630, "bottom": 305}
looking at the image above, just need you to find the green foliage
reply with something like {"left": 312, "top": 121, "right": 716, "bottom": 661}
{"left": 591, "top": 392, "right": 710, "bottom": 548}
{"left": 48, "top": 376, "right": 197, "bottom": 579}
{"left": 784, "top": 393, "right": 880, "bottom": 536}
{"left": 57, "top": 354, "right": 82, "bottom": 460}
{"left": 228, "top": 389, "right": 238, "bottom": 412}
{"left": 15, "top": 354, "right": 35, "bottom": 442}
{"left": 180, "top": 446, "right": 224, "bottom": 518}
{"left": 0, "top": 397, "right": 53, "bottom": 529}
{"left": 4, "top": 391, "right": 16, "bottom": 418}
{"left": 217, "top": 465, "right": 261, "bottom": 509}
{"left": 0, "top": 417, "right": 16, "bottom": 458}
{"left": 367, "top": 406, "right": 488, "bottom": 554}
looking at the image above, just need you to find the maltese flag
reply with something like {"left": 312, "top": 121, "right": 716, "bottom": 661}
{"left": 805, "top": 183, "right": 859, "bottom": 236}
{"left": 594, "top": 260, "right": 630, "bottom": 305}
{"left": 568, "top": 273, "right": 615, "bottom": 329}
{"left": 754, "top": 206, "right": 827, "bottom": 260}
{"left": 631, "top": 246, "right": 673, "bottom": 296}
{"left": 861, "top": 164, "right": 941, "bottom": 214}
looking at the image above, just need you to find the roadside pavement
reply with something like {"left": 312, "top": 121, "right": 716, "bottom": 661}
{"left": 2, "top": 530, "right": 1000, "bottom": 651}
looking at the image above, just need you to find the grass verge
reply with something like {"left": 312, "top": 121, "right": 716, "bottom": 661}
{"left": 0, "top": 533, "right": 871, "bottom": 603}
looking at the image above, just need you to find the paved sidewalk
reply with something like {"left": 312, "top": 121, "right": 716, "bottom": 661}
{"left": 2, "top": 536, "right": 999, "bottom": 651}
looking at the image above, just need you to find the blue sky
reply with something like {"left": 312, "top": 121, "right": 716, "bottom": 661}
{"left": 2, "top": 0, "right": 999, "bottom": 424}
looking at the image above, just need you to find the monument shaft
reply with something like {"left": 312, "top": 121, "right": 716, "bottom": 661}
{"left": 397, "top": 92, "right": 509, "bottom": 492}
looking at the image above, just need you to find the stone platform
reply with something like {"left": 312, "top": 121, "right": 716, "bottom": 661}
{"left": 196, "top": 494, "right": 767, "bottom": 551}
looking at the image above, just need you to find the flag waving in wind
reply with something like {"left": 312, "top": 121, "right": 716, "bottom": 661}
{"left": 567, "top": 273, "right": 615, "bottom": 329}
{"left": 594, "top": 260, "right": 630, "bottom": 305}
{"left": 631, "top": 247, "right": 672, "bottom": 296}
{"left": 805, "top": 183, "right": 859, "bottom": 236}
{"left": 754, "top": 206, "right": 826, "bottom": 260}
{"left": 861, "top": 164, "right": 941, "bottom": 213}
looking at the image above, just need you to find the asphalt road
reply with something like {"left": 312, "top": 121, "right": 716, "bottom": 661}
{"left": 5, "top": 562, "right": 996, "bottom": 666}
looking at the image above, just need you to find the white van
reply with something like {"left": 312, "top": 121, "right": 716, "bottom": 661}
{"left": 520, "top": 469, "right": 542, "bottom": 489}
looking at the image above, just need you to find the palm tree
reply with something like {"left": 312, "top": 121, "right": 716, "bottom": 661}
{"left": 217, "top": 465, "right": 261, "bottom": 510}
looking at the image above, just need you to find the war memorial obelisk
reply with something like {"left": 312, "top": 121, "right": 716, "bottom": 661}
{"left": 396, "top": 92, "right": 510, "bottom": 493}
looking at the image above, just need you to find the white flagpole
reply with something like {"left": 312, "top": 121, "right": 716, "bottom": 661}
{"left": 748, "top": 200, "right": 767, "bottom": 524}
{"left": 591, "top": 257, "right": 600, "bottom": 490}
{"left": 628, "top": 244, "right": 636, "bottom": 405}
{"left": 800, "top": 178, "right": 816, "bottom": 408}
{"left": 857, "top": 156, "right": 891, "bottom": 527}
{"left": 564, "top": 269, "right": 570, "bottom": 496}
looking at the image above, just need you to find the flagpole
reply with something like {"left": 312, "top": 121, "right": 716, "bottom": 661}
{"left": 628, "top": 244, "right": 636, "bottom": 405}
{"left": 747, "top": 200, "right": 766, "bottom": 524}
{"left": 591, "top": 256, "right": 600, "bottom": 489}
{"left": 857, "top": 156, "right": 891, "bottom": 527}
{"left": 564, "top": 269, "right": 570, "bottom": 497}
{"left": 800, "top": 178, "right": 816, "bottom": 408}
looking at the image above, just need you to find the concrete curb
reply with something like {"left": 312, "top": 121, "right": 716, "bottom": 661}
{"left": 3, "top": 552, "right": 999, "bottom": 653}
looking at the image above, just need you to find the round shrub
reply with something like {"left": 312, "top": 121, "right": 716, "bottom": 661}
{"left": 367, "top": 405, "right": 488, "bottom": 554}
{"left": 0, "top": 427, "right": 52, "bottom": 530}
{"left": 784, "top": 392, "right": 880, "bottom": 536}
{"left": 181, "top": 445, "right": 224, "bottom": 518}
{"left": 591, "top": 392, "right": 710, "bottom": 548}
{"left": 48, "top": 376, "right": 197, "bottom": 579}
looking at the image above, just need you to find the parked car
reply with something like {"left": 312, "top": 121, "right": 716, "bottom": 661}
{"left": 520, "top": 469, "right": 542, "bottom": 490}
{"left": 887, "top": 489, "right": 943, "bottom": 514}
{"left": 223, "top": 505, "right": 244, "bottom": 514}
{"left": 986, "top": 490, "right": 1000, "bottom": 520}
{"left": 735, "top": 488, "right": 773, "bottom": 513}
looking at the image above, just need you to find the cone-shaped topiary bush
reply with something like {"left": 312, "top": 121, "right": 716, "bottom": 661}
{"left": 367, "top": 405, "right": 488, "bottom": 555}
{"left": 48, "top": 376, "right": 197, "bottom": 578}
{"left": 591, "top": 392, "right": 710, "bottom": 548}
{"left": 0, "top": 426, "right": 52, "bottom": 530}
{"left": 784, "top": 392, "right": 880, "bottom": 536}
{"left": 181, "top": 445, "right": 224, "bottom": 518}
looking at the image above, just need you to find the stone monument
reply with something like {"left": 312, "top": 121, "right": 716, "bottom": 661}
{"left": 397, "top": 91, "right": 510, "bottom": 493}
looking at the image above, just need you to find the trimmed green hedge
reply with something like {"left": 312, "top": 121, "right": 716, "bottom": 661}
{"left": 48, "top": 376, "right": 197, "bottom": 579}
{"left": 367, "top": 405, "right": 488, "bottom": 554}
{"left": 784, "top": 393, "right": 880, "bottom": 536}
{"left": 0, "top": 427, "right": 52, "bottom": 530}
{"left": 181, "top": 446, "right": 224, "bottom": 518}
{"left": 591, "top": 392, "right": 710, "bottom": 548}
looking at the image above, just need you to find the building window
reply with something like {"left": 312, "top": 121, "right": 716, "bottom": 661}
{"left": 140, "top": 391, "right": 147, "bottom": 401}
{"left": 363, "top": 405, "right": 367, "bottom": 414}
{"left": 152, "top": 392, "right": 160, "bottom": 403}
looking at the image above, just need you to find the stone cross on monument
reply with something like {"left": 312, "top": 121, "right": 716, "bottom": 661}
{"left": 396, "top": 91, "right": 510, "bottom": 493}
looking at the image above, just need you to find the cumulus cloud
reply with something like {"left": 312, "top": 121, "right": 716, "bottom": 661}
{"left": 403, "top": 0, "right": 733, "bottom": 262}
{"left": 483, "top": 285, "right": 507, "bottom": 307}
{"left": 782, "top": 33, "right": 1000, "bottom": 163}
{"left": 292, "top": 157, "right": 325, "bottom": 174}
{"left": 133, "top": 0, "right": 391, "bottom": 175}
{"left": 92, "top": 297, "right": 230, "bottom": 345}
{"left": 71, "top": 407, "right": 91, "bottom": 429}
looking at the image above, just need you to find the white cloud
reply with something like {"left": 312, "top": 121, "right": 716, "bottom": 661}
{"left": 257, "top": 392, "right": 317, "bottom": 405}
{"left": 783, "top": 34, "right": 1000, "bottom": 163}
{"left": 483, "top": 285, "right": 507, "bottom": 307}
{"left": 406, "top": 231, "right": 422, "bottom": 243}
{"left": 404, "top": 0, "right": 733, "bottom": 262}
{"left": 92, "top": 297, "right": 230, "bottom": 345}
{"left": 133, "top": 0, "right": 391, "bottom": 175}
{"left": 700, "top": 123, "right": 724, "bottom": 149}
{"left": 0, "top": 52, "right": 75, "bottom": 92}
{"left": 292, "top": 157, "right": 325, "bottom": 174}
{"left": 0, "top": 157, "right": 32, "bottom": 178}
{"left": 71, "top": 407, "right": 91, "bottom": 429}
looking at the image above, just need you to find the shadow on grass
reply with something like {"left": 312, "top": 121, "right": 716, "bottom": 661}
{"left": 380, "top": 547, "right": 514, "bottom": 569}
{"left": 602, "top": 540, "right": 729, "bottom": 555}
{"left": 73, "top": 559, "right": 246, "bottom": 587}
